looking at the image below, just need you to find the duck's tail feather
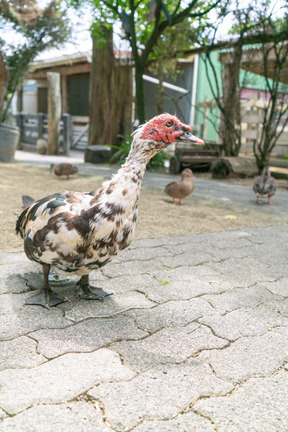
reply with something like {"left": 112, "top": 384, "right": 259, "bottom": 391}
{"left": 22, "top": 195, "right": 35, "bottom": 209}
{"left": 16, "top": 195, "right": 35, "bottom": 238}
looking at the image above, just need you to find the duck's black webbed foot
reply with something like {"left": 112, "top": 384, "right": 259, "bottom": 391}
{"left": 25, "top": 288, "right": 68, "bottom": 309}
{"left": 76, "top": 275, "right": 112, "bottom": 301}
{"left": 25, "top": 264, "right": 69, "bottom": 309}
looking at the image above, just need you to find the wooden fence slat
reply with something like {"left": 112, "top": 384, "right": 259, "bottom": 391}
{"left": 241, "top": 129, "right": 258, "bottom": 139}
{"left": 241, "top": 114, "right": 264, "bottom": 123}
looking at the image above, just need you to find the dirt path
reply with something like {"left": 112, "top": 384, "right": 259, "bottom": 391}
{"left": 0, "top": 163, "right": 285, "bottom": 253}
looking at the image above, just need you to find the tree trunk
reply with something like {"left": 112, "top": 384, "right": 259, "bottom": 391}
{"left": 157, "top": 66, "right": 164, "bottom": 114}
{"left": 111, "top": 64, "right": 132, "bottom": 144}
{"left": 134, "top": 60, "right": 146, "bottom": 123}
{"left": 88, "top": 25, "right": 114, "bottom": 146}
{"left": 47, "top": 72, "right": 61, "bottom": 155}
{"left": 220, "top": 45, "right": 242, "bottom": 156}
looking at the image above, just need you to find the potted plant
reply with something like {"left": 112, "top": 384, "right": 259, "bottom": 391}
{"left": 0, "top": 0, "right": 70, "bottom": 162}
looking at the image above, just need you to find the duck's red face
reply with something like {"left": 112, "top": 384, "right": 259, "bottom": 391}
{"left": 140, "top": 114, "right": 204, "bottom": 145}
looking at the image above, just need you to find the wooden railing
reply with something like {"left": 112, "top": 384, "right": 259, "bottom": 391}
{"left": 198, "top": 96, "right": 288, "bottom": 157}
{"left": 14, "top": 114, "right": 89, "bottom": 154}
{"left": 241, "top": 97, "right": 288, "bottom": 156}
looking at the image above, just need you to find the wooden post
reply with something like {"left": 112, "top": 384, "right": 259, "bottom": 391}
{"left": 61, "top": 75, "right": 68, "bottom": 114}
{"left": 62, "top": 113, "right": 71, "bottom": 155}
{"left": 47, "top": 72, "right": 61, "bottom": 155}
{"left": 37, "top": 113, "right": 44, "bottom": 139}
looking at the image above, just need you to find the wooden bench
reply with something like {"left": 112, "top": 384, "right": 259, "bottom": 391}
{"left": 169, "top": 142, "right": 223, "bottom": 174}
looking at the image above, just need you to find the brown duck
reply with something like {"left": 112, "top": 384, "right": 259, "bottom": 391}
{"left": 165, "top": 168, "right": 195, "bottom": 205}
{"left": 50, "top": 163, "right": 78, "bottom": 180}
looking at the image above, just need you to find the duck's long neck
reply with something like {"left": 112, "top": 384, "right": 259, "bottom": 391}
{"left": 110, "top": 156, "right": 146, "bottom": 204}
{"left": 98, "top": 146, "right": 148, "bottom": 218}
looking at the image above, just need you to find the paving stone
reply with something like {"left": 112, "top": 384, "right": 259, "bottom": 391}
{"left": 265, "top": 262, "right": 288, "bottom": 279}
{"left": 159, "top": 252, "right": 218, "bottom": 268}
{"left": 264, "top": 278, "right": 288, "bottom": 297}
{"left": 208, "top": 257, "right": 275, "bottom": 286}
{"left": 127, "top": 236, "right": 171, "bottom": 250}
{"left": 151, "top": 264, "right": 219, "bottom": 287}
{"left": 0, "top": 336, "right": 46, "bottom": 371}
{"left": 1, "top": 224, "right": 288, "bottom": 431}
{"left": 199, "top": 305, "right": 288, "bottom": 340}
{"left": 89, "top": 360, "right": 233, "bottom": 431}
{"left": 102, "top": 258, "right": 164, "bottom": 278}
{"left": 267, "top": 298, "right": 288, "bottom": 317}
{"left": 198, "top": 331, "right": 288, "bottom": 384}
{"left": 133, "top": 411, "right": 214, "bottom": 432}
{"left": 65, "top": 292, "right": 155, "bottom": 322}
{"left": 90, "top": 273, "right": 160, "bottom": 296}
{"left": 0, "top": 253, "right": 39, "bottom": 294}
{"left": 112, "top": 323, "right": 228, "bottom": 372}
{"left": 208, "top": 231, "right": 253, "bottom": 250}
{"left": 126, "top": 298, "right": 216, "bottom": 332}
{"left": 0, "top": 294, "right": 72, "bottom": 340}
{"left": 202, "top": 285, "right": 278, "bottom": 313}
{"left": 194, "top": 369, "right": 288, "bottom": 432}
{"left": 117, "top": 245, "right": 173, "bottom": 262}
{"left": 32, "top": 315, "right": 148, "bottom": 359}
{"left": 0, "top": 348, "right": 135, "bottom": 415}
{"left": 0, "top": 274, "right": 27, "bottom": 295}
{"left": 0, "top": 402, "right": 112, "bottom": 432}
{"left": 142, "top": 279, "right": 222, "bottom": 303}
{"left": 161, "top": 237, "right": 212, "bottom": 255}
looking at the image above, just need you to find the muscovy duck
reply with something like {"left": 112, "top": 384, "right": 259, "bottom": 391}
{"left": 165, "top": 168, "right": 195, "bottom": 205}
{"left": 252, "top": 166, "right": 277, "bottom": 205}
{"left": 16, "top": 114, "right": 204, "bottom": 308}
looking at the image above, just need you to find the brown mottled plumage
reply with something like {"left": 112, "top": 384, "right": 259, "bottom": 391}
{"left": 50, "top": 163, "right": 78, "bottom": 179}
{"left": 16, "top": 114, "right": 204, "bottom": 309}
{"left": 165, "top": 168, "right": 195, "bottom": 205}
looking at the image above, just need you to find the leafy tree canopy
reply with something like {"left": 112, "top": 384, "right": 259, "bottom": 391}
{"left": 0, "top": 0, "right": 70, "bottom": 123}
{"left": 70, "top": 0, "right": 222, "bottom": 121}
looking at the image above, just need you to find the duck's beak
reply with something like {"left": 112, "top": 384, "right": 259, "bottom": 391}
{"left": 178, "top": 131, "right": 204, "bottom": 144}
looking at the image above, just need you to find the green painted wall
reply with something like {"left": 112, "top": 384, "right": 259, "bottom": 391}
{"left": 195, "top": 51, "right": 221, "bottom": 142}
{"left": 195, "top": 48, "right": 275, "bottom": 143}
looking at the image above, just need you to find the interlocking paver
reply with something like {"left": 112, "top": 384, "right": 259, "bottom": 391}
{"left": 197, "top": 330, "right": 288, "bottom": 384}
{"left": 1, "top": 194, "right": 288, "bottom": 431}
{"left": 0, "top": 336, "right": 46, "bottom": 371}
{"left": 88, "top": 360, "right": 233, "bottom": 430}
{"left": 31, "top": 315, "right": 148, "bottom": 359}
{"left": 193, "top": 369, "right": 288, "bottom": 432}
{"left": 132, "top": 412, "right": 215, "bottom": 432}
{"left": 199, "top": 305, "right": 288, "bottom": 339}
{"left": 0, "top": 402, "right": 113, "bottom": 432}
{"left": 0, "top": 348, "right": 135, "bottom": 415}
{"left": 111, "top": 323, "right": 228, "bottom": 372}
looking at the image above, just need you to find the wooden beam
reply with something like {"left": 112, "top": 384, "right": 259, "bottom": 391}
{"left": 61, "top": 75, "right": 68, "bottom": 113}
{"left": 47, "top": 72, "right": 61, "bottom": 155}
{"left": 29, "top": 63, "right": 91, "bottom": 78}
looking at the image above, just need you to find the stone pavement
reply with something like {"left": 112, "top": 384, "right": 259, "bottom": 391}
{"left": 1, "top": 224, "right": 288, "bottom": 431}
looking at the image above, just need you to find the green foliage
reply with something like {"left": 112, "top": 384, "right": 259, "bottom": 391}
{"left": 147, "top": 149, "right": 169, "bottom": 171}
{"left": 109, "top": 134, "right": 132, "bottom": 165}
{"left": 90, "top": 21, "right": 113, "bottom": 49}
{"left": 109, "top": 133, "right": 169, "bottom": 171}
{"left": 0, "top": 1, "right": 70, "bottom": 124}
{"left": 70, "top": 0, "right": 223, "bottom": 122}
{"left": 210, "top": 158, "right": 232, "bottom": 178}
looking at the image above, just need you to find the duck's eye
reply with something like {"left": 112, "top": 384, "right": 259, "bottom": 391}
{"left": 166, "top": 120, "right": 173, "bottom": 127}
